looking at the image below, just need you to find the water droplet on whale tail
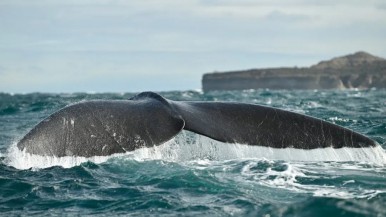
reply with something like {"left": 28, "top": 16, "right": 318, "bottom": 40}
{"left": 5, "top": 136, "right": 386, "bottom": 170}
{"left": 5, "top": 142, "right": 128, "bottom": 170}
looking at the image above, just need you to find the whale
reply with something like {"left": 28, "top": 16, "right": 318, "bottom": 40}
{"left": 17, "top": 92, "right": 377, "bottom": 157}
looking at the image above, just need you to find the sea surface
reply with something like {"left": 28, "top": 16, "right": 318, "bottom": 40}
{"left": 0, "top": 89, "right": 386, "bottom": 217}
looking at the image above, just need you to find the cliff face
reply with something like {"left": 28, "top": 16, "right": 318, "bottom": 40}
{"left": 202, "top": 52, "right": 386, "bottom": 92}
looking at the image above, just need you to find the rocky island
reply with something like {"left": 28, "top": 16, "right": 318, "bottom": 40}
{"left": 202, "top": 51, "right": 386, "bottom": 91}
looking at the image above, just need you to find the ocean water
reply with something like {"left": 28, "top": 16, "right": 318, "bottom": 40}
{"left": 0, "top": 89, "right": 386, "bottom": 216}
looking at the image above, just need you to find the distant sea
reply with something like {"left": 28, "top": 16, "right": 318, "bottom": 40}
{"left": 1, "top": 89, "right": 386, "bottom": 216}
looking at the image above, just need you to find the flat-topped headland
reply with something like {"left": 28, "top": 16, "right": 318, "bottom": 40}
{"left": 202, "top": 51, "right": 386, "bottom": 92}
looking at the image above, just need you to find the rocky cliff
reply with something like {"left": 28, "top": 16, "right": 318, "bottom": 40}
{"left": 202, "top": 51, "right": 386, "bottom": 92}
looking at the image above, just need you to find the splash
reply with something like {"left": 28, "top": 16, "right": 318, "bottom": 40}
{"left": 4, "top": 133, "right": 386, "bottom": 170}
{"left": 4, "top": 143, "right": 126, "bottom": 170}
{"left": 131, "top": 133, "right": 386, "bottom": 164}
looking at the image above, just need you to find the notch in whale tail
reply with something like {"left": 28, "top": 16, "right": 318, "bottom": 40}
{"left": 169, "top": 100, "right": 377, "bottom": 149}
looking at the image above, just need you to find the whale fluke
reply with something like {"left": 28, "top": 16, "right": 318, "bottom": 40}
{"left": 18, "top": 93, "right": 185, "bottom": 157}
{"left": 172, "top": 101, "right": 375, "bottom": 149}
{"left": 17, "top": 92, "right": 377, "bottom": 157}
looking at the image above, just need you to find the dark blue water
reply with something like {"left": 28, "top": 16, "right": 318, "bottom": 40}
{"left": 1, "top": 89, "right": 386, "bottom": 216}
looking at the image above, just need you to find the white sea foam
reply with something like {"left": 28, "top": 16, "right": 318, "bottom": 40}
{"left": 238, "top": 159, "right": 386, "bottom": 199}
{"left": 240, "top": 160, "right": 309, "bottom": 192}
{"left": 4, "top": 133, "right": 386, "bottom": 170}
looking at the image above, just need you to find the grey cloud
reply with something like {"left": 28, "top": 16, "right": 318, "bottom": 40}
{"left": 264, "top": 10, "right": 312, "bottom": 23}
{"left": 0, "top": 66, "right": 6, "bottom": 75}
{"left": 377, "top": 3, "right": 386, "bottom": 10}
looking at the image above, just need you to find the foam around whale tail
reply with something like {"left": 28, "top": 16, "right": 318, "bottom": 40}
{"left": 171, "top": 101, "right": 377, "bottom": 149}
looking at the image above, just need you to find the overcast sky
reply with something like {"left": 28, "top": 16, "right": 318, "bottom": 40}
{"left": 1, "top": 0, "right": 385, "bottom": 93}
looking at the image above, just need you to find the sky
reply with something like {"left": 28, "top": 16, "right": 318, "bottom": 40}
{"left": 1, "top": 0, "right": 385, "bottom": 93}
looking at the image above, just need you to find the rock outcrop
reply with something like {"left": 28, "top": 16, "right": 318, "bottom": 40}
{"left": 202, "top": 51, "right": 386, "bottom": 91}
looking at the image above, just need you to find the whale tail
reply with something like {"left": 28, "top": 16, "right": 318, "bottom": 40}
{"left": 17, "top": 91, "right": 378, "bottom": 157}
{"left": 170, "top": 100, "right": 376, "bottom": 149}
